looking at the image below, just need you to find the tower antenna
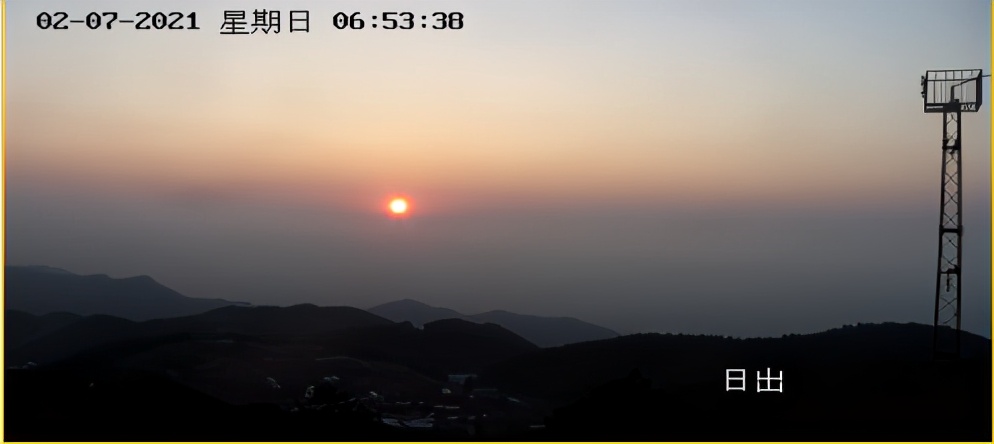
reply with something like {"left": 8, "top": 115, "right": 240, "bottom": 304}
{"left": 920, "top": 69, "right": 984, "bottom": 360}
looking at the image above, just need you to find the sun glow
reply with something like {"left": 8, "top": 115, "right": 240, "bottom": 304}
{"left": 388, "top": 198, "right": 409, "bottom": 216}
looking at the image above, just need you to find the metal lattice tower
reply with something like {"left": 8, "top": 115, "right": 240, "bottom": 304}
{"left": 920, "top": 69, "right": 983, "bottom": 360}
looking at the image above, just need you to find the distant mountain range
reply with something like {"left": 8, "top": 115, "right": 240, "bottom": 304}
{"left": 5, "top": 265, "right": 247, "bottom": 321}
{"left": 6, "top": 266, "right": 617, "bottom": 348}
{"left": 6, "top": 304, "right": 537, "bottom": 370}
{"left": 5, "top": 305, "right": 539, "bottom": 441}
{"left": 6, "top": 303, "right": 990, "bottom": 441}
{"left": 4, "top": 266, "right": 991, "bottom": 440}
{"left": 369, "top": 298, "right": 619, "bottom": 347}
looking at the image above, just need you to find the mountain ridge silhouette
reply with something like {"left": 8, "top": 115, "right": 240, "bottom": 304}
{"left": 5, "top": 307, "right": 990, "bottom": 441}
{"left": 5, "top": 265, "right": 248, "bottom": 321}
{"left": 369, "top": 298, "right": 620, "bottom": 347}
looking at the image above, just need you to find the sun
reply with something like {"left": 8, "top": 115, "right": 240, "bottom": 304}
{"left": 388, "top": 198, "right": 409, "bottom": 216}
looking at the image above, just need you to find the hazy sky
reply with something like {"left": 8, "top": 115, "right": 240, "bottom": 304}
{"left": 5, "top": 0, "right": 991, "bottom": 337}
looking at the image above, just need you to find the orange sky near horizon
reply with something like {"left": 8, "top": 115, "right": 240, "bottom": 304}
{"left": 3, "top": 0, "right": 991, "bottom": 338}
{"left": 7, "top": 0, "right": 989, "bottom": 220}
